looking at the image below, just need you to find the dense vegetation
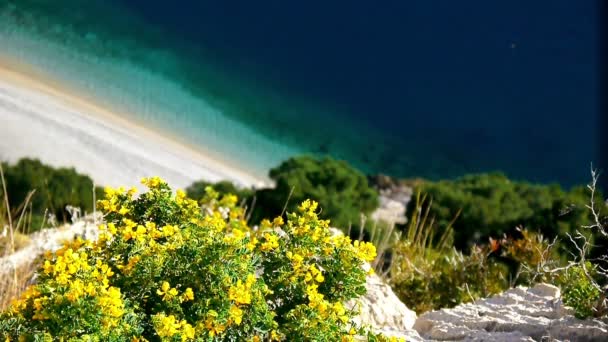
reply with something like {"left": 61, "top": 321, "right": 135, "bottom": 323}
{"left": 0, "top": 177, "right": 395, "bottom": 341}
{"left": 3, "top": 154, "right": 607, "bottom": 329}
{"left": 1, "top": 158, "right": 103, "bottom": 231}
{"left": 405, "top": 172, "right": 597, "bottom": 251}
{"left": 187, "top": 156, "right": 380, "bottom": 231}
{"left": 389, "top": 189, "right": 608, "bottom": 317}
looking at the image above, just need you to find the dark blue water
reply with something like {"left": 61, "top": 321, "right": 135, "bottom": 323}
{"left": 2, "top": 0, "right": 599, "bottom": 186}
{"left": 116, "top": 0, "right": 599, "bottom": 186}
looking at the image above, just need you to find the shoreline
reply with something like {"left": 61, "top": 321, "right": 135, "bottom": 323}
{"left": 0, "top": 57, "right": 272, "bottom": 190}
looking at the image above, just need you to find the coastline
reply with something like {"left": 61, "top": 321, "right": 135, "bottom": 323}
{"left": 0, "top": 58, "right": 272, "bottom": 190}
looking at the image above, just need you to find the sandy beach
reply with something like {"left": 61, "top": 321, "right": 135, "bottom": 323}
{"left": 0, "top": 62, "right": 270, "bottom": 190}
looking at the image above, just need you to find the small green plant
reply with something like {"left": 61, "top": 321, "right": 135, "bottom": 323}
{"left": 555, "top": 263, "right": 602, "bottom": 319}
{"left": 0, "top": 177, "right": 399, "bottom": 341}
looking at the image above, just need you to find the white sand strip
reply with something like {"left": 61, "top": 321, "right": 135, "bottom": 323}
{"left": 0, "top": 64, "right": 270, "bottom": 190}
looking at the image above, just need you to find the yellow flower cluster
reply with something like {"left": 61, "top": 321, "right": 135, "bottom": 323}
{"left": 260, "top": 232, "right": 280, "bottom": 252}
{"left": 304, "top": 264, "right": 325, "bottom": 283}
{"left": 98, "top": 217, "right": 183, "bottom": 260}
{"left": 228, "top": 274, "right": 256, "bottom": 305}
{"left": 98, "top": 186, "right": 136, "bottom": 214}
{"left": 2, "top": 177, "right": 387, "bottom": 341}
{"left": 223, "top": 227, "right": 247, "bottom": 245}
{"left": 157, "top": 281, "right": 179, "bottom": 301}
{"left": 154, "top": 281, "right": 194, "bottom": 304}
{"left": 229, "top": 305, "right": 244, "bottom": 325}
{"left": 153, "top": 313, "right": 195, "bottom": 341}
{"left": 353, "top": 240, "right": 377, "bottom": 262}
{"left": 9, "top": 241, "right": 127, "bottom": 332}
{"left": 298, "top": 199, "right": 318, "bottom": 214}
{"left": 305, "top": 284, "right": 348, "bottom": 323}
{"left": 141, "top": 176, "right": 164, "bottom": 188}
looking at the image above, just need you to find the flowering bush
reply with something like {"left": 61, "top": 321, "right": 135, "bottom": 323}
{"left": 0, "top": 177, "right": 398, "bottom": 341}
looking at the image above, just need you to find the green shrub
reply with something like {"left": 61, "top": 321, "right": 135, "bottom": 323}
{"left": 251, "top": 155, "right": 379, "bottom": 230}
{"left": 0, "top": 177, "right": 398, "bottom": 341}
{"left": 554, "top": 263, "right": 602, "bottom": 319}
{"left": 407, "top": 172, "right": 595, "bottom": 251}
{"left": 1, "top": 158, "right": 104, "bottom": 231}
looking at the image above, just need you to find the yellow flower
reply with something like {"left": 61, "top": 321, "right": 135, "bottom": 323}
{"left": 157, "top": 281, "right": 178, "bottom": 301}
{"left": 219, "top": 194, "right": 238, "bottom": 207}
{"left": 141, "top": 176, "right": 164, "bottom": 188}
{"left": 182, "top": 288, "right": 194, "bottom": 302}
{"left": 107, "top": 223, "right": 118, "bottom": 235}
{"left": 229, "top": 305, "right": 244, "bottom": 325}
{"left": 272, "top": 216, "right": 284, "bottom": 226}
{"left": 246, "top": 236, "right": 258, "bottom": 251}
{"left": 260, "top": 219, "right": 272, "bottom": 230}
{"left": 298, "top": 199, "right": 318, "bottom": 213}
{"left": 127, "top": 186, "right": 138, "bottom": 197}
{"left": 228, "top": 274, "right": 256, "bottom": 305}
{"left": 223, "top": 228, "right": 246, "bottom": 244}
{"left": 66, "top": 279, "right": 85, "bottom": 302}
{"left": 260, "top": 232, "right": 279, "bottom": 252}
{"left": 154, "top": 313, "right": 181, "bottom": 337}
{"left": 43, "top": 260, "right": 53, "bottom": 275}
{"left": 286, "top": 251, "right": 305, "bottom": 272}
{"left": 353, "top": 240, "right": 377, "bottom": 262}
{"left": 162, "top": 224, "right": 177, "bottom": 237}
{"left": 181, "top": 322, "right": 195, "bottom": 340}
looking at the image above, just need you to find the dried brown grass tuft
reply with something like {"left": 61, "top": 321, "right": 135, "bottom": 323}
{"left": 0, "top": 163, "right": 38, "bottom": 311}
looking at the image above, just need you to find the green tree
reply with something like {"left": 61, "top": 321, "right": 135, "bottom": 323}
{"left": 1, "top": 158, "right": 103, "bottom": 230}
{"left": 251, "top": 156, "right": 379, "bottom": 230}
{"left": 408, "top": 172, "right": 595, "bottom": 250}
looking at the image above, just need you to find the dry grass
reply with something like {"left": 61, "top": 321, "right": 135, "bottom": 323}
{"left": 361, "top": 191, "right": 461, "bottom": 278}
{"left": 0, "top": 231, "right": 31, "bottom": 255}
{"left": 0, "top": 163, "right": 39, "bottom": 311}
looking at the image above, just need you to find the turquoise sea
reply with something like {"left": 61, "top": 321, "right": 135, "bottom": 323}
{"left": 0, "top": 0, "right": 598, "bottom": 186}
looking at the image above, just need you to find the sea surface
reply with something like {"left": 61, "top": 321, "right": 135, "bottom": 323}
{"left": 0, "top": 0, "right": 599, "bottom": 187}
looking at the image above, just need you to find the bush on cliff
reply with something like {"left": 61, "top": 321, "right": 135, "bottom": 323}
{"left": 406, "top": 172, "right": 596, "bottom": 251}
{"left": 1, "top": 158, "right": 103, "bottom": 231}
{"left": 250, "top": 156, "right": 379, "bottom": 230}
{"left": 389, "top": 191, "right": 568, "bottom": 314}
{"left": 0, "top": 177, "right": 397, "bottom": 341}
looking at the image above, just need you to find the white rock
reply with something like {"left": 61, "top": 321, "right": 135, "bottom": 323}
{"left": 349, "top": 272, "right": 418, "bottom": 332}
{"left": 0, "top": 214, "right": 101, "bottom": 278}
{"left": 330, "top": 227, "right": 421, "bottom": 340}
{"left": 414, "top": 283, "right": 608, "bottom": 341}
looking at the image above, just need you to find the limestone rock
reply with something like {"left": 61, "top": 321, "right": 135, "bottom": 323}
{"left": 349, "top": 272, "right": 418, "bottom": 333}
{"left": 414, "top": 283, "right": 608, "bottom": 341}
{"left": 370, "top": 180, "right": 412, "bottom": 225}
{"left": 0, "top": 215, "right": 100, "bottom": 278}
